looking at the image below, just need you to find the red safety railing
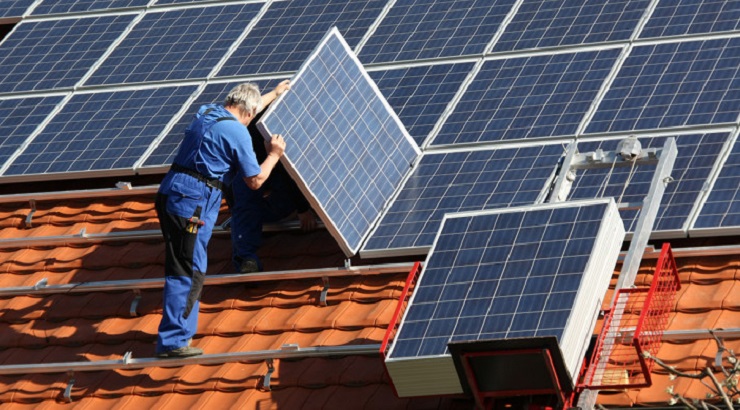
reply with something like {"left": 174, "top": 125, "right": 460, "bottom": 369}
{"left": 380, "top": 261, "right": 422, "bottom": 357}
{"left": 580, "top": 243, "right": 680, "bottom": 389}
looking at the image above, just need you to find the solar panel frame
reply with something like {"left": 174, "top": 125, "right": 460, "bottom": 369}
{"left": 257, "top": 27, "right": 420, "bottom": 257}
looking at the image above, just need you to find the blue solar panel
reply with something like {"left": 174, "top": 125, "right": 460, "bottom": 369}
{"left": 492, "top": 0, "right": 649, "bottom": 52}
{"left": 0, "top": 15, "right": 134, "bottom": 93}
{"left": 362, "top": 144, "right": 566, "bottom": 257}
{"left": 369, "top": 63, "right": 474, "bottom": 146}
{"left": 387, "top": 199, "right": 619, "bottom": 359}
{"left": 430, "top": 49, "right": 620, "bottom": 146}
{"left": 359, "top": 0, "right": 516, "bottom": 64}
{"left": 4, "top": 86, "right": 197, "bottom": 176}
{"left": 692, "top": 135, "right": 740, "bottom": 231}
{"left": 573, "top": 133, "right": 730, "bottom": 235}
{"left": 641, "top": 0, "right": 740, "bottom": 38}
{"left": 0, "top": 96, "right": 64, "bottom": 168}
{"left": 84, "top": 4, "right": 262, "bottom": 86}
{"left": 32, "top": 0, "right": 149, "bottom": 14}
{"left": 217, "top": 0, "right": 386, "bottom": 76}
{"left": 586, "top": 38, "right": 740, "bottom": 134}
{"left": 257, "top": 28, "right": 419, "bottom": 256}
{"left": 0, "top": 0, "right": 34, "bottom": 18}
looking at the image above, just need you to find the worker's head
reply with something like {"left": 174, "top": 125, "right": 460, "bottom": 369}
{"left": 224, "top": 83, "right": 262, "bottom": 125}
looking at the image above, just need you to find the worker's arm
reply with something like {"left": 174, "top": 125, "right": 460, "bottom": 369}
{"left": 243, "top": 134, "right": 286, "bottom": 190}
{"left": 260, "top": 79, "right": 291, "bottom": 111}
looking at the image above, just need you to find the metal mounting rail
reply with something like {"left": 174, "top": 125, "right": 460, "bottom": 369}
{"left": 0, "top": 183, "right": 160, "bottom": 204}
{"left": 0, "top": 262, "right": 416, "bottom": 297}
{"left": 0, "top": 344, "right": 383, "bottom": 375}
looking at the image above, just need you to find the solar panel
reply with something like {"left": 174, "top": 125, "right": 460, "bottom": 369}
{"left": 361, "top": 144, "right": 567, "bottom": 258}
{"left": 385, "top": 198, "right": 624, "bottom": 396}
{"left": 0, "top": 15, "right": 135, "bottom": 93}
{"left": 84, "top": 3, "right": 262, "bottom": 86}
{"left": 217, "top": 0, "right": 387, "bottom": 76}
{"left": 368, "top": 62, "right": 474, "bottom": 146}
{"left": 32, "top": 0, "right": 149, "bottom": 14}
{"left": 257, "top": 27, "right": 419, "bottom": 257}
{"left": 0, "top": 96, "right": 64, "bottom": 168}
{"left": 491, "top": 0, "right": 650, "bottom": 52}
{"left": 640, "top": 0, "right": 740, "bottom": 38}
{"left": 358, "top": 0, "right": 516, "bottom": 64}
{"left": 0, "top": 0, "right": 34, "bottom": 18}
{"left": 572, "top": 133, "right": 730, "bottom": 236}
{"left": 430, "top": 49, "right": 620, "bottom": 146}
{"left": 585, "top": 38, "right": 740, "bottom": 134}
{"left": 3, "top": 85, "right": 197, "bottom": 177}
{"left": 691, "top": 134, "right": 740, "bottom": 234}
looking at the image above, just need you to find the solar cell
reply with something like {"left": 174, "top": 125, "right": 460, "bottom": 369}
{"left": 492, "top": 0, "right": 649, "bottom": 52}
{"left": 0, "top": 96, "right": 64, "bottom": 169}
{"left": 359, "top": 0, "right": 516, "bottom": 64}
{"left": 0, "top": 15, "right": 135, "bottom": 93}
{"left": 692, "top": 134, "right": 740, "bottom": 233}
{"left": 0, "top": 0, "right": 34, "bottom": 18}
{"left": 430, "top": 49, "right": 620, "bottom": 146}
{"left": 572, "top": 133, "right": 730, "bottom": 236}
{"left": 84, "top": 3, "right": 262, "bottom": 86}
{"left": 385, "top": 199, "right": 624, "bottom": 395}
{"left": 4, "top": 86, "right": 197, "bottom": 177}
{"left": 32, "top": 0, "right": 149, "bottom": 14}
{"left": 368, "top": 62, "right": 474, "bottom": 146}
{"left": 217, "top": 0, "right": 386, "bottom": 76}
{"left": 257, "top": 27, "right": 419, "bottom": 256}
{"left": 585, "top": 38, "right": 740, "bottom": 134}
{"left": 361, "top": 144, "right": 567, "bottom": 257}
{"left": 641, "top": 0, "right": 740, "bottom": 38}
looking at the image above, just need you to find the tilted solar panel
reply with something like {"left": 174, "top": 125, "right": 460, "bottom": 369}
{"left": 0, "top": 0, "right": 35, "bottom": 18}
{"left": 32, "top": 0, "right": 149, "bottom": 15}
{"left": 3, "top": 85, "right": 197, "bottom": 177}
{"left": 257, "top": 27, "right": 419, "bottom": 256}
{"left": 218, "top": 0, "right": 387, "bottom": 76}
{"left": 585, "top": 37, "right": 740, "bottom": 134}
{"left": 692, "top": 133, "right": 740, "bottom": 234}
{"left": 359, "top": 0, "right": 516, "bottom": 64}
{"left": 431, "top": 49, "right": 620, "bottom": 146}
{"left": 84, "top": 4, "right": 263, "bottom": 86}
{"left": 640, "top": 0, "right": 740, "bottom": 38}
{"left": 0, "top": 96, "right": 64, "bottom": 168}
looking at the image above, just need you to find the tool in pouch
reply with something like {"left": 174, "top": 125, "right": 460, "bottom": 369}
{"left": 186, "top": 206, "right": 205, "bottom": 234}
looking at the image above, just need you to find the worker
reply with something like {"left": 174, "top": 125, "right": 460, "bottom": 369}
{"left": 155, "top": 80, "right": 290, "bottom": 358}
{"left": 226, "top": 108, "right": 317, "bottom": 273}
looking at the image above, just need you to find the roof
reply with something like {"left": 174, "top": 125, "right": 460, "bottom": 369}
{"left": 0, "top": 192, "right": 739, "bottom": 408}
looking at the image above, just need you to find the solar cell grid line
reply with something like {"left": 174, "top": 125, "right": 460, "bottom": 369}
{"left": 83, "top": 3, "right": 263, "bottom": 86}
{"left": 492, "top": 0, "right": 650, "bottom": 52}
{"left": 572, "top": 133, "right": 731, "bottom": 237}
{"left": 368, "top": 62, "right": 475, "bottom": 147}
{"left": 0, "top": 96, "right": 65, "bottom": 169}
{"left": 0, "top": 0, "right": 35, "bottom": 18}
{"left": 32, "top": 0, "right": 150, "bottom": 15}
{"left": 257, "top": 27, "right": 419, "bottom": 257}
{"left": 360, "top": 143, "right": 568, "bottom": 258}
{"left": 691, "top": 130, "right": 740, "bottom": 235}
{"left": 358, "top": 0, "right": 517, "bottom": 64}
{"left": 217, "top": 0, "right": 388, "bottom": 77}
{"left": 640, "top": 0, "right": 740, "bottom": 39}
{"left": 3, "top": 85, "right": 198, "bottom": 178}
{"left": 585, "top": 37, "right": 740, "bottom": 135}
{"left": 0, "top": 14, "right": 135, "bottom": 94}
{"left": 384, "top": 198, "right": 624, "bottom": 396}
{"left": 429, "top": 48, "right": 621, "bottom": 146}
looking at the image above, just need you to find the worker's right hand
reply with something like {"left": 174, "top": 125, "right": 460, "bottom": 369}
{"left": 268, "top": 134, "right": 286, "bottom": 157}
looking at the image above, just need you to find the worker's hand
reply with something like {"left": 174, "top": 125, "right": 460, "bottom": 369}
{"left": 267, "top": 134, "right": 286, "bottom": 157}
{"left": 297, "top": 209, "right": 317, "bottom": 232}
{"left": 274, "top": 80, "right": 291, "bottom": 96}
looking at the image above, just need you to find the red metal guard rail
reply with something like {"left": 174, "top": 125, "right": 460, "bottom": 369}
{"left": 580, "top": 243, "right": 680, "bottom": 389}
{"left": 380, "top": 261, "right": 422, "bottom": 357}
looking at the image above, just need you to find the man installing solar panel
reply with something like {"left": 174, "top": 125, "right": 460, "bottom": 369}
{"left": 155, "top": 80, "right": 290, "bottom": 358}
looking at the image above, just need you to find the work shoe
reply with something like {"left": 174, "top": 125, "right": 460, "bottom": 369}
{"left": 157, "top": 346, "right": 203, "bottom": 358}
{"left": 239, "top": 258, "right": 260, "bottom": 273}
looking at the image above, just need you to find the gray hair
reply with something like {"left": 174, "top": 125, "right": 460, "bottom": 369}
{"left": 224, "top": 83, "right": 262, "bottom": 116}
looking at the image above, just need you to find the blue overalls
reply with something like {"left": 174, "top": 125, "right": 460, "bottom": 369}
{"left": 155, "top": 104, "right": 260, "bottom": 355}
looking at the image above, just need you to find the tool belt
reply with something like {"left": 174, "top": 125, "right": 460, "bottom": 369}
{"left": 170, "top": 163, "right": 224, "bottom": 191}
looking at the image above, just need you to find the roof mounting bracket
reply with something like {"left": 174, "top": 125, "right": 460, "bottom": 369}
{"left": 262, "top": 359, "right": 275, "bottom": 392}
{"left": 24, "top": 199, "right": 36, "bottom": 229}
{"left": 320, "top": 276, "right": 330, "bottom": 307}
{"left": 115, "top": 181, "right": 132, "bottom": 190}
{"left": 33, "top": 278, "right": 48, "bottom": 290}
{"left": 344, "top": 258, "right": 351, "bottom": 269}
{"left": 130, "top": 290, "right": 141, "bottom": 317}
{"left": 63, "top": 376, "right": 75, "bottom": 403}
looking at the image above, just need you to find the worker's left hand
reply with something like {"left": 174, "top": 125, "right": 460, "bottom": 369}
{"left": 274, "top": 79, "right": 291, "bottom": 96}
{"left": 297, "top": 210, "right": 317, "bottom": 232}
